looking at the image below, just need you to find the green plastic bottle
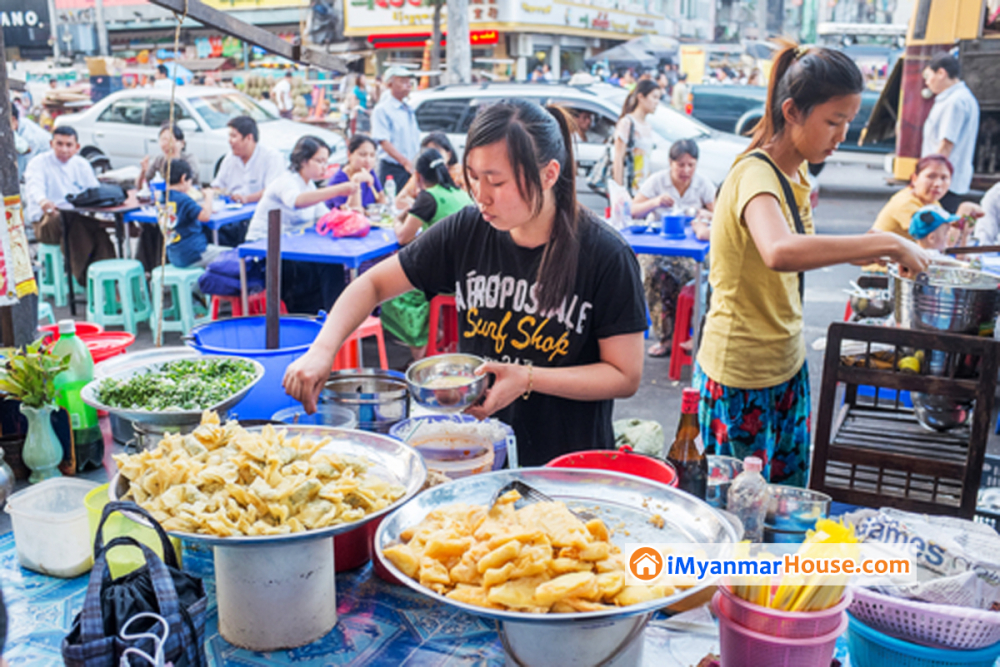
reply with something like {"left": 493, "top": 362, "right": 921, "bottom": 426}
{"left": 52, "top": 320, "right": 103, "bottom": 471}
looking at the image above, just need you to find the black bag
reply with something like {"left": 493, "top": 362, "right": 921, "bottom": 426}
{"left": 66, "top": 184, "right": 127, "bottom": 209}
{"left": 61, "top": 501, "right": 207, "bottom": 667}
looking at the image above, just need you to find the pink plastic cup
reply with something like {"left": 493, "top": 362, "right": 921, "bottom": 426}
{"left": 713, "top": 591, "right": 849, "bottom": 667}
{"left": 716, "top": 584, "right": 852, "bottom": 638}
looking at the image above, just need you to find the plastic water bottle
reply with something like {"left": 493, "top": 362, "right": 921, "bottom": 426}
{"left": 52, "top": 320, "right": 102, "bottom": 472}
{"left": 384, "top": 175, "right": 396, "bottom": 211}
{"left": 727, "top": 456, "right": 770, "bottom": 542}
{"left": 150, "top": 172, "right": 166, "bottom": 205}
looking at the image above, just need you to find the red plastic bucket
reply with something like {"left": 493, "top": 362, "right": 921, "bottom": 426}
{"left": 545, "top": 445, "right": 678, "bottom": 487}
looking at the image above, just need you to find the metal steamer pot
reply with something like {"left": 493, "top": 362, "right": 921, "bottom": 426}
{"left": 890, "top": 266, "right": 1000, "bottom": 430}
{"left": 323, "top": 369, "right": 409, "bottom": 434}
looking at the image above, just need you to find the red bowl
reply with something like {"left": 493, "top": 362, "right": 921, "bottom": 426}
{"left": 546, "top": 445, "right": 678, "bottom": 487}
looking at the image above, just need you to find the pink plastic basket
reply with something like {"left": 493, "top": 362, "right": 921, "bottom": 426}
{"left": 850, "top": 586, "right": 1000, "bottom": 650}
{"left": 716, "top": 584, "right": 852, "bottom": 638}
{"left": 713, "top": 591, "right": 848, "bottom": 667}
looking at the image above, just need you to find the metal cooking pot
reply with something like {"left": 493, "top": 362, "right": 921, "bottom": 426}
{"left": 891, "top": 265, "right": 1000, "bottom": 335}
{"left": 323, "top": 369, "right": 409, "bottom": 434}
{"left": 891, "top": 266, "right": 999, "bottom": 431}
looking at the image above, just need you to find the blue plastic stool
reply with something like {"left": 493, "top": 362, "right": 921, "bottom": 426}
{"left": 86, "top": 259, "right": 151, "bottom": 335}
{"left": 149, "top": 264, "right": 207, "bottom": 335}
{"left": 37, "top": 300, "right": 55, "bottom": 326}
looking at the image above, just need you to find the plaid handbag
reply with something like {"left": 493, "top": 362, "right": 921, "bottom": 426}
{"left": 62, "top": 502, "right": 207, "bottom": 667}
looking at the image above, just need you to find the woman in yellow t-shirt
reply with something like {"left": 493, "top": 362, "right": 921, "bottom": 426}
{"left": 695, "top": 43, "right": 930, "bottom": 488}
{"left": 871, "top": 155, "right": 953, "bottom": 241}
{"left": 871, "top": 155, "right": 985, "bottom": 242}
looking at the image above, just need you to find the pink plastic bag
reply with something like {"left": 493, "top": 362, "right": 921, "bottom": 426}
{"left": 316, "top": 209, "right": 371, "bottom": 238}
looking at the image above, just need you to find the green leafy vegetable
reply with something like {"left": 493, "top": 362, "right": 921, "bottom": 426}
{"left": 97, "top": 358, "right": 257, "bottom": 411}
{"left": 0, "top": 340, "right": 71, "bottom": 408}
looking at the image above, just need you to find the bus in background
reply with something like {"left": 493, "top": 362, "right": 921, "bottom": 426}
{"left": 863, "top": 0, "right": 1000, "bottom": 189}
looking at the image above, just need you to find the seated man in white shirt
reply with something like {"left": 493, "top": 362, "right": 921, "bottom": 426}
{"left": 11, "top": 105, "right": 52, "bottom": 177}
{"left": 211, "top": 116, "right": 285, "bottom": 205}
{"left": 23, "top": 126, "right": 116, "bottom": 284}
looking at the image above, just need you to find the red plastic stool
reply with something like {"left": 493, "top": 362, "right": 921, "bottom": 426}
{"left": 427, "top": 294, "right": 458, "bottom": 356}
{"left": 210, "top": 293, "right": 287, "bottom": 319}
{"left": 333, "top": 316, "right": 389, "bottom": 371}
{"left": 843, "top": 300, "right": 853, "bottom": 322}
{"left": 668, "top": 283, "right": 696, "bottom": 381}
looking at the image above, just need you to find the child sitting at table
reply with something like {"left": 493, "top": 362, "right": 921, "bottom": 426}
{"left": 164, "top": 159, "right": 223, "bottom": 268}
{"left": 909, "top": 204, "right": 969, "bottom": 254}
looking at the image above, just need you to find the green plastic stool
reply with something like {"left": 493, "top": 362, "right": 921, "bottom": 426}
{"left": 37, "top": 300, "right": 55, "bottom": 326}
{"left": 38, "top": 244, "right": 68, "bottom": 308}
{"left": 86, "top": 259, "right": 151, "bottom": 335}
{"left": 149, "top": 264, "right": 207, "bottom": 335}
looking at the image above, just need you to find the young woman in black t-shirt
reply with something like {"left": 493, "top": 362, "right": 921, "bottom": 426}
{"left": 284, "top": 100, "right": 647, "bottom": 465}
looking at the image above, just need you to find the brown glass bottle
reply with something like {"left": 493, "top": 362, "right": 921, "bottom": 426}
{"left": 664, "top": 387, "right": 707, "bottom": 500}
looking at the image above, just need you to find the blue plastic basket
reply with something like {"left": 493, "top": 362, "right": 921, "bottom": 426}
{"left": 847, "top": 614, "right": 1000, "bottom": 667}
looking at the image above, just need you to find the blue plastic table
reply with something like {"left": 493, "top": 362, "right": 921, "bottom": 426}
{"left": 125, "top": 203, "right": 257, "bottom": 245}
{"left": 619, "top": 226, "right": 711, "bottom": 358}
{"left": 235, "top": 227, "right": 399, "bottom": 313}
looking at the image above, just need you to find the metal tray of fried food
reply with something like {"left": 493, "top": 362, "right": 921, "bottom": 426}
{"left": 81, "top": 355, "right": 265, "bottom": 427}
{"left": 375, "top": 467, "right": 739, "bottom": 624}
{"left": 110, "top": 425, "right": 427, "bottom": 546}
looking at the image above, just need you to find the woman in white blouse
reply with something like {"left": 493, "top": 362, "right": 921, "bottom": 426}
{"left": 632, "top": 139, "right": 715, "bottom": 357}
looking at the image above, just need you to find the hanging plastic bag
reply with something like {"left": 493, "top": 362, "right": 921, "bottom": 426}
{"left": 316, "top": 209, "right": 371, "bottom": 238}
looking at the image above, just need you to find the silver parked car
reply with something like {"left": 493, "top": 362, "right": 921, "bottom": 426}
{"left": 407, "top": 82, "right": 748, "bottom": 189}
{"left": 55, "top": 87, "right": 348, "bottom": 183}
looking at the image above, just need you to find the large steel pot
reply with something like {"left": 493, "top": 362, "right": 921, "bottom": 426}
{"left": 891, "top": 265, "right": 1000, "bottom": 335}
{"left": 891, "top": 266, "right": 1000, "bottom": 431}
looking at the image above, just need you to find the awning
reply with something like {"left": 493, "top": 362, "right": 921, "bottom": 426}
{"left": 175, "top": 57, "right": 234, "bottom": 72}
{"left": 585, "top": 41, "right": 657, "bottom": 70}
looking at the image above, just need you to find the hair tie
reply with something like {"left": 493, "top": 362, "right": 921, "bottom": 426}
{"left": 794, "top": 45, "right": 810, "bottom": 60}
{"left": 430, "top": 158, "right": 445, "bottom": 168}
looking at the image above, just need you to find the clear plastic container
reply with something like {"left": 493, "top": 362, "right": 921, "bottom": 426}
{"left": 5, "top": 477, "right": 99, "bottom": 577}
{"left": 727, "top": 456, "right": 770, "bottom": 542}
{"left": 271, "top": 404, "right": 358, "bottom": 428}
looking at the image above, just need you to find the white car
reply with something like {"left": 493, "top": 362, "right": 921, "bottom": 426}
{"left": 408, "top": 83, "right": 748, "bottom": 189}
{"left": 55, "top": 86, "right": 348, "bottom": 183}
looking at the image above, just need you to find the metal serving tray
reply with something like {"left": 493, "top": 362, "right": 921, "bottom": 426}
{"left": 375, "top": 467, "right": 739, "bottom": 624}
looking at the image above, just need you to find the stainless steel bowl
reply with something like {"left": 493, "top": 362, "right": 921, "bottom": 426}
{"left": 849, "top": 291, "right": 893, "bottom": 319}
{"left": 891, "top": 265, "right": 1000, "bottom": 334}
{"left": 323, "top": 369, "right": 409, "bottom": 433}
{"left": 405, "top": 353, "right": 488, "bottom": 412}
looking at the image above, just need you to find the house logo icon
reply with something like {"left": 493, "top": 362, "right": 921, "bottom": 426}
{"left": 629, "top": 547, "right": 663, "bottom": 581}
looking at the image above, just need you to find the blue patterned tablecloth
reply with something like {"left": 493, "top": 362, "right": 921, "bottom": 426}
{"left": 3, "top": 532, "right": 867, "bottom": 667}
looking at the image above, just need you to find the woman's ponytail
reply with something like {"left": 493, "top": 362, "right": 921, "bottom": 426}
{"left": 747, "top": 39, "right": 864, "bottom": 152}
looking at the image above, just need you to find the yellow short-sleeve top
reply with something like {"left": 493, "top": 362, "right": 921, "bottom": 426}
{"left": 871, "top": 187, "right": 923, "bottom": 242}
{"left": 696, "top": 150, "right": 815, "bottom": 389}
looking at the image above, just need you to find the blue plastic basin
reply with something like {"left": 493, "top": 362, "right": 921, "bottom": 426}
{"left": 186, "top": 315, "right": 324, "bottom": 420}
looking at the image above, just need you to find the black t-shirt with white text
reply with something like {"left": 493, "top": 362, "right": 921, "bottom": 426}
{"left": 398, "top": 205, "right": 646, "bottom": 466}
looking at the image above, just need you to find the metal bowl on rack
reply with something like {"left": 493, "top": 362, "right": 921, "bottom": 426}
{"left": 110, "top": 425, "right": 427, "bottom": 651}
